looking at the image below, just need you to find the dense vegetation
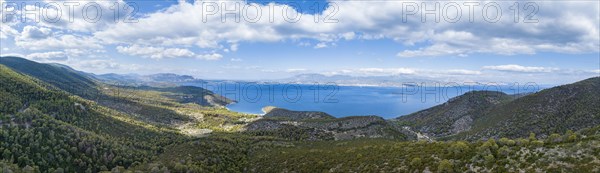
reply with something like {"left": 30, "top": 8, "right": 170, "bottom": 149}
{"left": 0, "top": 59, "right": 257, "bottom": 172}
{"left": 249, "top": 130, "right": 600, "bottom": 172}
{"left": 1, "top": 57, "right": 599, "bottom": 172}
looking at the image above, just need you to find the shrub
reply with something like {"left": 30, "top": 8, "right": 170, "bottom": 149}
{"left": 437, "top": 159, "right": 454, "bottom": 173}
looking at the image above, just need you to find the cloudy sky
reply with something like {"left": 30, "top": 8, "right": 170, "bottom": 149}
{"left": 0, "top": 0, "right": 598, "bottom": 84}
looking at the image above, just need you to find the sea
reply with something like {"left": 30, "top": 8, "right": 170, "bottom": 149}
{"left": 189, "top": 82, "right": 544, "bottom": 119}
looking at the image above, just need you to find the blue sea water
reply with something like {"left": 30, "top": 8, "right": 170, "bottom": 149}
{"left": 192, "top": 82, "right": 542, "bottom": 119}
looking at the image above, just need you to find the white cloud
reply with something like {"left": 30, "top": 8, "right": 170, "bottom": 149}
{"left": 357, "top": 68, "right": 416, "bottom": 76}
{"left": 15, "top": 31, "right": 102, "bottom": 50}
{"left": 0, "top": 0, "right": 589, "bottom": 60}
{"left": 197, "top": 53, "right": 223, "bottom": 60}
{"left": 117, "top": 45, "right": 206, "bottom": 59}
{"left": 25, "top": 0, "right": 133, "bottom": 32}
{"left": 398, "top": 43, "right": 464, "bottom": 58}
{"left": 25, "top": 51, "right": 68, "bottom": 62}
{"left": 2, "top": 0, "right": 597, "bottom": 58}
{"left": 19, "top": 25, "right": 52, "bottom": 40}
{"left": 397, "top": 31, "right": 537, "bottom": 57}
{"left": 74, "top": 59, "right": 121, "bottom": 70}
{"left": 116, "top": 45, "right": 223, "bottom": 60}
{"left": 0, "top": 0, "right": 18, "bottom": 26}
{"left": 230, "top": 43, "right": 239, "bottom": 52}
{"left": 483, "top": 65, "right": 558, "bottom": 73}
{"left": 0, "top": 25, "right": 18, "bottom": 39}
{"left": 116, "top": 45, "right": 163, "bottom": 57}
{"left": 162, "top": 48, "right": 195, "bottom": 58}
{"left": 0, "top": 53, "right": 24, "bottom": 57}
{"left": 314, "top": 42, "right": 328, "bottom": 49}
{"left": 445, "top": 69, "right": 482, "bottom": 75}
{"left": 286, "top": 68, "right": 307, "bottom": 73}
{"left": 341, "top": 32, "right": 356, "bottom": 40}
{"left": 230, "top": 58, "right": 243, "bottom": 62}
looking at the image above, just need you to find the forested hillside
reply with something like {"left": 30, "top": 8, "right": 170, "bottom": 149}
{"left": 395, "top": 91, "right": 514, "bottom": 138}
{"left": 395, "top": 77, "right": 600, "bottom": 141}
{"left": 0, "top": 64, "right": 183, "bottom": 172}
{"left": 1, "top": 56, "right": 599, "bottom": 172}
{"left": 0, "top": 56, "right": 98, "bottom": 99}
{"left": 0, "top": 58, "right": 258, "bottom": 172}
{"left": 461, "top": 77, "right": 600, "bottom": 140}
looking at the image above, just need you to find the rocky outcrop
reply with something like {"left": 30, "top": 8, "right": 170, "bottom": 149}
{"left": 451, "top": 115, "right": 473, "bottom": 134}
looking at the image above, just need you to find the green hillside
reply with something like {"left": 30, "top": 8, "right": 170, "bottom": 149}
{"left": 1, "top": 57, "right": 599, "bottom": 172}
{"left": 0, "top": 64, "right": 184, "bottom": 172}
{"left": 0, "top": 56, "right": 99, "bottom": 99}
{"left": 395, "top": 77, "right": 600, "bottom": 141}
{"left": 0, "top": 59, "right": 257, "bottom": 172}
{"left": 460, "top": 77, "right": 600, "bottom": 140}
{"left": 395, "top": 91, "right": 515, "bottom": 138}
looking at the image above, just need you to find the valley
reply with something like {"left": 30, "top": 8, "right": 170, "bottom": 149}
{"left": 1, "top": 56, "right": 599, "bottom": 172}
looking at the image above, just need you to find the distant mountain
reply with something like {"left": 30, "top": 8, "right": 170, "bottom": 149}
{"left": 145, "top": 73, "right": 195, "bottom": 83}
{"left": 94, "top": 73, "right": 141, "bottom": 83}
{"left": 395, "top": 77, "right": 600, "bottom": 140}
{"left": 94, "top": 73, "right": 197, "bottom": 86}
{"left": 275, "top": 73, "right": 439, "bottom": 87}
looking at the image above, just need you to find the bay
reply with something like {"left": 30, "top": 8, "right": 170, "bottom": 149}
{"left": 190, "top": 82, "right": 542, "bottom": 119}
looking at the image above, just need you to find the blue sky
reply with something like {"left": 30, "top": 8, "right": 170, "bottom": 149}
{"left": 0, "top": 0, "right": 599, "bottom": 85}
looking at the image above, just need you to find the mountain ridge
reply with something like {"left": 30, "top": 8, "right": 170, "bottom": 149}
{"left": 395, "top": 77, "right": 600, "bottom": 140}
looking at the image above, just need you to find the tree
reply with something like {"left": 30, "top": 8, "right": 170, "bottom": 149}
{"left": 54, "top": 168, "right": 65, "bottom": 173}
{"left": 565, "top": 130, "right": 577, "bottom": 142}
{"left": 410, "top": 157, "right": 422, "bottom": 170}
{"left": 529, "top": 133, "right": 537, "bottom": 142}
{"left": 22, "top": 165, "right": 35, "bottom": 173}
{"left": 150, "top": 166, "right": 161, "bottom": 173}
{"left": 437, "top": 159, "right": 454, "bottom": 173}
{"left": 2, "top": 149, "right": 11, "bottom": 160}
{"left": 498, "top": 138, "right": 515, "bottom": 146}
{"left": 448, "top": 142, "right": 470, "bottom": 158}
{"left": 548, "top": 133, "right": 562, "bottom": 143}
{"left": 497, "top": 146, "right": 510, "bottom": 157}
{"left": 484, "top": 154, "right": 495, "bottom": 167}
